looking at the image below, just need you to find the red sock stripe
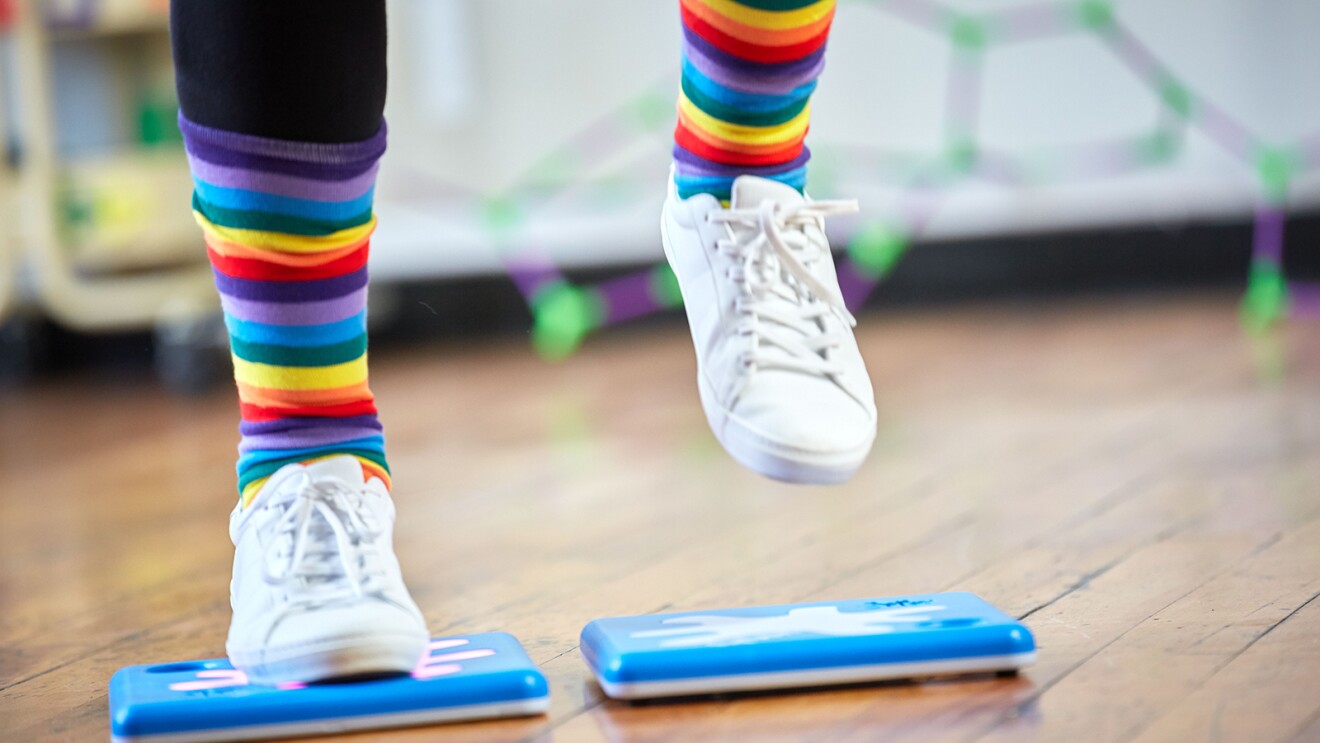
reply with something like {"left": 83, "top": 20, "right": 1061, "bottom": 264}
{"left": 207, "top": 244, "right": 370, "bottom": 282}
{"left": 239, "top": 399, "right": 381, "bottom": 423}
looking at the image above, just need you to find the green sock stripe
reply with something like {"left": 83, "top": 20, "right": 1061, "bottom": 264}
{"left": 194, "top": 193, "right": 373, "bottom": 237}
{"left": 734, "top": 0, "right": 826, "bottom": 11}
{"left": 230, "top": 335, "right": 368, "bottom": 368}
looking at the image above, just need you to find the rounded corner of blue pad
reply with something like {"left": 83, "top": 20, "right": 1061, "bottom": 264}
{"left": 1006, "top": 623, "right": 1036, "bottom": 654}
{"left": 517, "top": 665, "right": 552, "bottom": 699}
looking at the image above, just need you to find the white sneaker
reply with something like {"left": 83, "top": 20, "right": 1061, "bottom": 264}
{"left": 662, "top": 174, "right": 877, "bottom": 484}
{"left": 226, "top": 456, "right": 429, "bottom": 684}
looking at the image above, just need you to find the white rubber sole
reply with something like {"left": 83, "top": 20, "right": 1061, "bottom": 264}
{"left": 595, "top": 652, "right": 1037, "bottom": 700}
{"left": 228, "top": 631, "right": 429, "bottom": 686}
{"left": 697, "top": 372, "right": 874, "bottom": 485}
{"left": 110, "top": 698, "right": 551, "bottom": 743}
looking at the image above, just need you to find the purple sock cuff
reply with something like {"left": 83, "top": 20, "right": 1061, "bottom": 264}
{"left": 178, "top": 113, "right": 387, "bottom": 167}
{"left": 238, "top": 426, "right": 386, "bottom": 453}
{"left": 673, "top": 144, "right": 812, "bottom": 178}
{"left": 682, "top": 26, "right": 827, "bottom": 79}
{"left": 683, "top": 35, "right": 827, "bottom": 96}
{"left": 240, "top": 415, "right": 383, "bottom": 437}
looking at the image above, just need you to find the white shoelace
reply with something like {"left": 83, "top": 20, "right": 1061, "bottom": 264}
{"left": 708, "top": 199, "right": 859, "bottom": 381}
{"left": 261, "top": 473, "right": 387, "bottom": 602}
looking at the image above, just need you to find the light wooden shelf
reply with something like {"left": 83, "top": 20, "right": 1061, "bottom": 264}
{"left": 43, "top": 0, "right": 167, "bottom": 40}
{"left": 59, "top": 148, "right": 200, "bottom": 275}
{"left": 7, "top": 0, "right": 217, "bottom": 332}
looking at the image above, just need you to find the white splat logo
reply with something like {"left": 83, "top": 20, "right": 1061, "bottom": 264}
{"left": 630, "top": 604, "right": 948, "bottom": 648}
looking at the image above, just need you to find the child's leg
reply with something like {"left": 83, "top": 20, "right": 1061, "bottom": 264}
{"left": 172, "top": 0, "right": 390, "bottom": 504}
{"left": 673, "top": 0, "right": 833, "bottom": 201}
{"left": 172, "top": 0, "right": 427, "bottom": 684}
{"left": 663, "top": 0, "right": 878, "bottom": 485}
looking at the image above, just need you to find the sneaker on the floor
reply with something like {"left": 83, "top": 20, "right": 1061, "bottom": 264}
{"left": 662, "top": 174, "right": 877, "bottom": 484}
{"left": 226, "top": 456, "right": 429, "bottom": 685}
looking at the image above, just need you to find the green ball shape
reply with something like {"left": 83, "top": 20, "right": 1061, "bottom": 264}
{"left": 847, "top": 222, "right": 909, "bottom": 280}
{"left": 1239, "top": 260, "right": 1288, "bottom": 334}
{"left": 532, "top": 283, "right": 603, "bottom": 359}
{"left": 649, "top": 264, "right": 685, "bottom": 308}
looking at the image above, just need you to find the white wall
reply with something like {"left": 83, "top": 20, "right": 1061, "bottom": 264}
{"left": 371, "top": 0, "right": 1320, "bottom": 280}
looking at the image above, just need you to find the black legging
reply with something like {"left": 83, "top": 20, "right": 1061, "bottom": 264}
{"left": 170, "top": 0, "right": 388, "bottom": 144}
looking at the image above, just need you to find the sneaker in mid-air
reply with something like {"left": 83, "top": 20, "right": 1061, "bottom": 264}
{"left": 662, "top": 174, "right": 876, "bottom": 485}
{"left": 226, "top": 456, "right": 429, "bottom": 684}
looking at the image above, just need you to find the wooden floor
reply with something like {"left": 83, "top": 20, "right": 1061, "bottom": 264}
{"left": 2, "top": 293, "right": 1319, "bottom": 743}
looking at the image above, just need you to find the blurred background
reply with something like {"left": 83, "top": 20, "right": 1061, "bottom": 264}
{"left": 0, "top": 0, "right": 1318, "bottom": 387}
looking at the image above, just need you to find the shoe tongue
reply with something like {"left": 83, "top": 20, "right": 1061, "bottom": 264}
{"left": 299, "top": 456, "right": 367, "bottom": 486}
{"left": 730, "top": 175, "right": 805, "bottom": 211}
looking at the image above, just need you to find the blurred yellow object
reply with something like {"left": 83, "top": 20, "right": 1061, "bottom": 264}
{"left": 59, "top": 151, "right": 199, "bottom": 273}
{"left": 43, "top": 0, "right": 168, "bottom": 38}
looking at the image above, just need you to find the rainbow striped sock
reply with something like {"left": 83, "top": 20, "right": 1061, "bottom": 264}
{"left": 179, "top": 115, "right": 390, "bottom": 507}
{"left": 673, "top": 0, "right": 834, "bottom": 201}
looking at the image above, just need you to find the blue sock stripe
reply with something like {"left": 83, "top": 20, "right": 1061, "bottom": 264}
{"left": 193, "top": 179, "right": 375, "bottom": 223}
{"left": 224, "top": 311, "right": 368, "bottom": 347}
{"left": 675, "top": 166, "right": 808, "bottom": 199}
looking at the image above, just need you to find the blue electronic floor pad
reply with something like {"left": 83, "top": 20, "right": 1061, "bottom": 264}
{"left": 109, "top": 632, "right": 549, "bottom": 743}
{"left": 580, "top": 592, "right": 1035, "bottom": 699}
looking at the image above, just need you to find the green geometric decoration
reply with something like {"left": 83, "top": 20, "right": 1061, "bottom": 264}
{"left": 481, "top": 197, "right": 523, "bottom": 234}
{"left": 949, "top": 15, "right": 989, "bottom": 52}
{"left": 1075, "top": 0, "right": 1115, "bottom": 31}
{"left": 946, "top": 138, "right": 979, "bottom": 174}
{"left": 1135, "top": 129, "right": 1180, "bottom": 164}
{"left": 1255, "top": 148, "right": 1296, "bottom": 205}
{"left": 1158, "top": 79, "right": 1194, "bottom": 120}
{"left": 632, "top": 92, "right": 675, "bottom": 132}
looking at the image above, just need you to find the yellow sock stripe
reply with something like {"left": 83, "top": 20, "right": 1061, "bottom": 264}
{"left": 678, "top": 107, "right": 805, "bottom": 155}
{"left": 194, "top": 211, "right": 377, "bottom": 255}
{"left": 240, "top": 478, "right": 267, "bottom": 507}
{"left": 679, "top": 93, "right": 811, "bottom": 147}
{"left": 232, "top": 354, "right": 369, "bottom": 391}
{"left": 693, "top": 0, "right": 835, "bottom": 30}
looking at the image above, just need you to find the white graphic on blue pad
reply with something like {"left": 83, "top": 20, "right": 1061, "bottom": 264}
{"left": 581, "top": 592, "right": 1036, "bottom": 700}
{"left": 631, "top": 604, "right": 948, "bottom": 647}
{"left": 108, "top": 632, "right": 549, "bottom": 743}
